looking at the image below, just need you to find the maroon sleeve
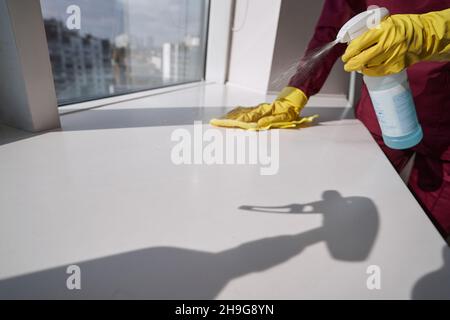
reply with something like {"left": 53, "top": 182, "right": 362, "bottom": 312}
{"left": 288, "top": 0, "right": 366, "bottom": 97}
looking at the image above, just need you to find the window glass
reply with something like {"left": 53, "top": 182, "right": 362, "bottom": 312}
{"left": 40, "top": 0, "right": 209, "bottom": 105}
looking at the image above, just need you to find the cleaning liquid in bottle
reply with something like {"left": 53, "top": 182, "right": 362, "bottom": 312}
{"left": 336, "top": 7, "right": 423, "bottom": 150}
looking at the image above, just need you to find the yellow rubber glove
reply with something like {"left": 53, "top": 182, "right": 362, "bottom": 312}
{"left": 342, "top": 8, "right": 450, "bottom": 76}
{"left": 210, "top": 87, "right": 318, "bottom": 131}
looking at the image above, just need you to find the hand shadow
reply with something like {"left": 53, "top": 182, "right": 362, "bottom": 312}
{"left": 240, "top": 190, "right": 380, "bottom": 262}
{"left": 0, "top": 191, "right": 379, "bottom": 300}
{"left": 0, "top": 230, "right": 339, "bottom": 300}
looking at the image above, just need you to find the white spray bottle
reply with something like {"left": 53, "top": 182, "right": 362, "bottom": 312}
{"left": 336, "top": 7, "right": 423, "bottom": 150}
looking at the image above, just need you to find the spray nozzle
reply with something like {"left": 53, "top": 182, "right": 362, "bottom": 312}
{"left": 336, "top": 7, "right": 390, "bottom": 43}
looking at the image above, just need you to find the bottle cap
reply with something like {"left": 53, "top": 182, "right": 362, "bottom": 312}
{"left": 337, "top": 7, "right": 389, "bottom": 43}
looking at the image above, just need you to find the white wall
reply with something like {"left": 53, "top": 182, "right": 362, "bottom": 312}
{"left": 0, "top": 0, "right": 33, "bottom": 129}
{"left": 0, "top": 0, "right": 60, "bottom": 132}
{"left": 205, "top": 0, "right": 234, "bottom": 84}
{"left": 269, "top": 0, "right": 350, "bottom": 95}
{"left": 227, "top": 0, "right": 282, "bottom": 93}
{"left": 226, "top": 0, "right": 351, "bottom": 98}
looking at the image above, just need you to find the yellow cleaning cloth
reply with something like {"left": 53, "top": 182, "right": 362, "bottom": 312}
{"left": 210, "top": 87, "right": 318, "bottom": 131}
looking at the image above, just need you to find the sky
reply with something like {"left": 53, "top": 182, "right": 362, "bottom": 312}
{"left": 40, "top": 0, "right": 207, "bottom": 45}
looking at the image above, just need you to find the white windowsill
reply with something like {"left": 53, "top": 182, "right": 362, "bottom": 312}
{"left": 59, "top": 80, "right": 352, "bottom": 119}
{"left": 58, "top": 81, "right": 214, "bottom": 115}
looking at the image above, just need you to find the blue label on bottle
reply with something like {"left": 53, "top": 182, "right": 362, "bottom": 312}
{"left": 369, "top": 85, "right": 419, "bottom": 138}
{"left": 392, "top": 91, "right": 418, "bottom": 135}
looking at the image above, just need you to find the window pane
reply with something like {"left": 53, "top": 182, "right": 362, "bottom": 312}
{"left": 40, "top": 0, "right": 209, "bottom": 105}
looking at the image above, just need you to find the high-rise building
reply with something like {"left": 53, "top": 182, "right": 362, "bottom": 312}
{"left": 162, "top": 35, "right": 202, "bottom": 84}
{"left": 44, "top": 19, "right": 114, "bottom": 103}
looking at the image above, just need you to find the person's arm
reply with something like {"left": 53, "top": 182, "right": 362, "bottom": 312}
{"left": 289, "top": 0, "right": 366, "bottom": 97}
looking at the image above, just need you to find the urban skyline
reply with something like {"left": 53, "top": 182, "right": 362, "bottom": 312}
{"left": 41, "top": 0, "right": 207, "bottom": 104}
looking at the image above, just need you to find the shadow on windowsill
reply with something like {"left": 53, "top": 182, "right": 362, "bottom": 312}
{"left": 240, "top": 190, "right": 379, "bottom": 262}
{"left": 0, "top": 190, "right": 378, "bottom": 300}
{"left": 60, "top": 106, "right": 355, "bottom": 131}
{"left": 0, "top": 125, "right": 42, "bottom": 147}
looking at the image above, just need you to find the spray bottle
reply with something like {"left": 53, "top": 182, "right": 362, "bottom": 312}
{"left": 336, "top": 7, "right": 423, "bottom": 150}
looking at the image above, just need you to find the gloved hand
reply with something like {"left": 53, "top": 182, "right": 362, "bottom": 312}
{"left": 210, "top": 87, "right": 317, "bottom": 130}
{"left": 342, "top": 8, "right": 450, "bottom": 76}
